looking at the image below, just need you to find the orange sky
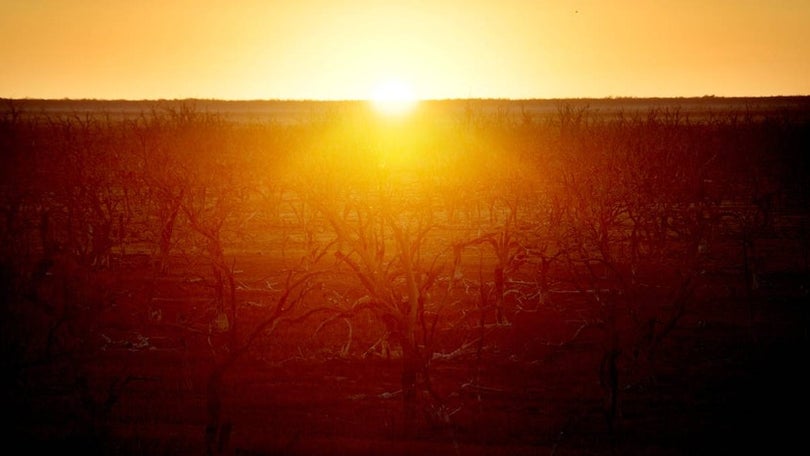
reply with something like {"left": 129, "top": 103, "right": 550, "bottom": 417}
{"left": 2, "top": 0, "right": 809, "bottom": 100}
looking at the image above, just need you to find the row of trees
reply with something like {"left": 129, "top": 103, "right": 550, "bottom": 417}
{"left": 2, "top": 100, "right": 808, "bottom": 449}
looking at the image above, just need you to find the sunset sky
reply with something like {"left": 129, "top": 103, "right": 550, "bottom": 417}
{"left": 2, "top": 0, "right": 809, "bottom": 100}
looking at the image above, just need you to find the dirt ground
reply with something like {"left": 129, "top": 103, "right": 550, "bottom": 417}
{"left": 6, "top": 256, "right": 808, "bottom": 456}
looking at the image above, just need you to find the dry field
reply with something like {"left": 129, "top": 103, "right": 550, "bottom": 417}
{"left": 2, "top": 97, "right": 809, "bottom": 455}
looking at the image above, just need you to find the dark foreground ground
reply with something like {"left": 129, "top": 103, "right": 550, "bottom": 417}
{"left": 5, "top": 268, "right": 808, "bottom": 456}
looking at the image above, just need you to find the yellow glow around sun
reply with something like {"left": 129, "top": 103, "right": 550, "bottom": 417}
{"left": 370, "top": 79, "right": 418, "bottom": 115}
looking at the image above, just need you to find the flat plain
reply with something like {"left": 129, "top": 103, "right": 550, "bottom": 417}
{"left": 2, "top": 96, "right": 809, "bottom": 455}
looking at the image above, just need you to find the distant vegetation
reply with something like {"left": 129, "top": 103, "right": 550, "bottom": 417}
{"left": 2, "top": 97, "right": 808, "bottom": 454}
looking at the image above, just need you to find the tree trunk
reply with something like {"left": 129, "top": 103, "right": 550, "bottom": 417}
{"left": 400, "top": 343, "right": 419, "bottom": 438}
{"left": 494, "top": 266, "right": 506, "bottom": 324}
{"left": 157, "top": 205, "right": 180, "bottom": 274}
{"left": 205, "top": 365, "right": 232, "bottom": 456}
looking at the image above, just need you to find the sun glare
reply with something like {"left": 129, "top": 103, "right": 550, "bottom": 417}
{"left": 370, "top": 79, "right": 418, "bottom": 116}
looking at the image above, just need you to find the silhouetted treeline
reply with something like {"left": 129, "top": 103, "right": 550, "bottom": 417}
{"left": 1, "top": 99, "right": 808, "bottom": 449}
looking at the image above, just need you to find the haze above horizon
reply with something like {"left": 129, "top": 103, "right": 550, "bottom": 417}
{"left": 2, "top": 1, "right": 809, "bottom": 101}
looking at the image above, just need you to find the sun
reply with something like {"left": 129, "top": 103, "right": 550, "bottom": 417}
{"left": 369, "top": 79, "right": 418, "bottom": 116}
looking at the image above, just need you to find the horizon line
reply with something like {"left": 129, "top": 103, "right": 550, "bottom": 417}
{"left": 4, "top": 94, "right": 810, "bottom": 103}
